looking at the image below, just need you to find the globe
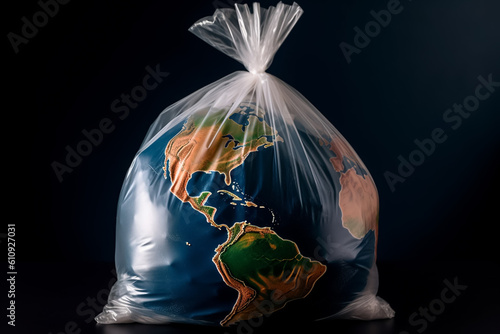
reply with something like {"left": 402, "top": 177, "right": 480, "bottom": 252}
{"left": 108, "top": 101, "right": 379, "bottom": 327}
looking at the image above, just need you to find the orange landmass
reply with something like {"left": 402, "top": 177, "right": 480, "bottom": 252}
{"left": 338, "top": 168, "right": 378, "bottom": 239}
{"left": 213, "top": 223, "right": 326, "bottom": 326}
{"left": 323, "top": 136, "right": 379, "bottom": 240}
{"left": 164, "top": 112, "right": 280, "bottom": 228}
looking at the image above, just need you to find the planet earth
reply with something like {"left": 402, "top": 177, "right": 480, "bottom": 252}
{"left": 115, "top": 102, "right": 378, "bottom": 326}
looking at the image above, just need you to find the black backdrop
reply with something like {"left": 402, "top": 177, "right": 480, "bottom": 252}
{"left": 5, "top": 0, "right": 500, "bottom": 332}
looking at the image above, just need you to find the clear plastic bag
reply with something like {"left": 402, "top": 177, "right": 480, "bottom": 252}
{"left": 96, "top": 2, "right": 394, "bottom": 327}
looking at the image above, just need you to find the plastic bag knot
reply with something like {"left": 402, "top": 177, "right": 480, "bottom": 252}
{"left": 189, "top": 2, "right": 303, "bottom": 73}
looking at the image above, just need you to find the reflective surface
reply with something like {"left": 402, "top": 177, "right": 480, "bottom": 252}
{"left": 16, "top": 261, "right": 498, "bottom": 333}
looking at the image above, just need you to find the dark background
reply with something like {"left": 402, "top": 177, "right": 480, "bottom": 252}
{"left": 4, "top": 0, "right": 500, "bottom": 333}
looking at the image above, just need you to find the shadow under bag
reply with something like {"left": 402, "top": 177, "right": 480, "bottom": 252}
{"left": 96, "top": 2, "right": 394, "bottom": 327}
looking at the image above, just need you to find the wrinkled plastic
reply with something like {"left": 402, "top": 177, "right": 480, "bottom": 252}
{"left": 96, "top": 2, "right": 394, "bottom": 327}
